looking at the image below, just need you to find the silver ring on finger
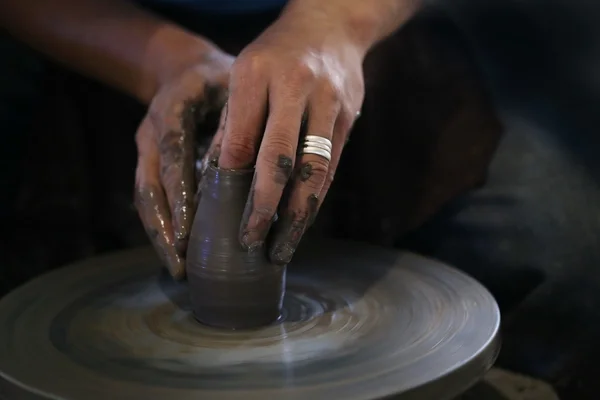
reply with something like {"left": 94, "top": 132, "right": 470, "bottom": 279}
{"left": 300, "top": 134, "right": 332, "bottom": 162}
{"left": 301, "top": 145, "right": 331, "bottom": 162}
{"left": 303, "top": 135, "right": 332, "bottom": 150}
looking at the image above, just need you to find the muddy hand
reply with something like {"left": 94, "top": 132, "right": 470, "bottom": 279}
{"left": 135, "top": 51, "right": 233, "bottom": 279}
{"left": 218, "top": 4, "right": 366, "bottom": 265}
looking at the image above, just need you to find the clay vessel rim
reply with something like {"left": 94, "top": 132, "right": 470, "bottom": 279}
{"left": 207, "top": 160, "right": 254, "bottom": 176}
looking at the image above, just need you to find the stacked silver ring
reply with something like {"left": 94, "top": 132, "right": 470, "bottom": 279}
{"left": 300, "top": 135, "right": 332, "bottom": 161}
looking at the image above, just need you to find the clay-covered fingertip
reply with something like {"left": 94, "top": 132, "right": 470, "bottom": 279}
{"left": 175, "top": 237, "right": 189, "bottom": 257}
{"left": 239, "top": 232, "right": 264, "bottom": 253}
{"left": 238, "top": 232, "right": 249, "bottom": 251}
{"left": 169, "top": 265, "right": 187, "bottom": 281}
{"left": 270, "top": 244, "right": 294, "bottom": 266}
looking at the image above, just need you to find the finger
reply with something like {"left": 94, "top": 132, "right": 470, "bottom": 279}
{"left": 315, "top": 111, "right": 355, "bottom": 218}
{"left": 269, "top": 86, "right": 340, "bottom": 265}
{"left": 219, "top": 58, "right": 269, "bottom": 169}
{"left": 239, "top": 84, "right": 308, "bottom": 251}
{"left": 135, "top": 117, "right": 185, "bottom": 279}
{"left": 195, "top": 103, "right": 228, "bottom": 208}
{"left": 200, "top": 102, "right": 228, "bottom": 177}
{"left": 157, "top": 99, "right": 199, "bottom": 257}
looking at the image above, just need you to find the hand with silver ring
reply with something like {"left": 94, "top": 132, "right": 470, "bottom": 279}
{"left": 206, "top": 1, "right": 368, "bottom": 265}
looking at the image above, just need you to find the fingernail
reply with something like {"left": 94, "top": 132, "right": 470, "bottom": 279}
{"left": 270, "top": 243, "right": 295, "bottom": 265}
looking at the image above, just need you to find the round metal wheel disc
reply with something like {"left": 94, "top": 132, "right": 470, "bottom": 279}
{"left": 0, "top": 240, "right": 500, "bottom": 400}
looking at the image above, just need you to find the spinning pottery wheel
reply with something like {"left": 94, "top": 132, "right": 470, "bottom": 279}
{"left": 0, "top": 240, "right": 500, "bottom": 400}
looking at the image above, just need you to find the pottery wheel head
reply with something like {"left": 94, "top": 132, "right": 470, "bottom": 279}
{"left": 0, "top": 240, "right": 500, "bottom": 400}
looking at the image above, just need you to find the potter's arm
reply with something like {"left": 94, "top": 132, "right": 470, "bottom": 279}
{"left": 0, "top": 0, "right": 212, "bottom": 104}
{"left": 284, "top": 0, "right": 423, "bottom": 51}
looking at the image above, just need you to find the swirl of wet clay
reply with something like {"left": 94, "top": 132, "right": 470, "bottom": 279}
{"left": 186, "top": 162, "right": 285, "bottom": 329}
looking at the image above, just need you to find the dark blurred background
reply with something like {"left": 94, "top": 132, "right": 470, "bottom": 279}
{"left": 1, "top": 0, "right": 600, "bottom": 398}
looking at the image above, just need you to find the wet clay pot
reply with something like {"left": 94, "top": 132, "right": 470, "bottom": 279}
{"left": 186, "top": 162, "right": 286, "bottom": 329}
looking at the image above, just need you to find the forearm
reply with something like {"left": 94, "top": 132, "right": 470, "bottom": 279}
{"left": 0, "top": 0, "right": 213, "bottom": 103}
{"left": 283, "top": 0, "right": 423, "bottom": 54}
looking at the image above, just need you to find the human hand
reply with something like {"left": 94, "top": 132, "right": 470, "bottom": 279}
{"left": 134, "top": 45, "right": 234, "bottom": 279}
{"left": 212, "top": 5, "right": 366, "bottom": 265}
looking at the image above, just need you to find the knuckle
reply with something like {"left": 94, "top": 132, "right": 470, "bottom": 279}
{"left": 303, "top": 160, "right": 329, "bottom": 190}
{"left": 291, "top": 62, "right": 317, "bottom": 86}
{"left": 262, "top": 135, "right": 296, "bottom": 159}
{"left": 159, "top": 130, "right": 184, "bottom": 155}
{"left": 310, "top": 157, "right": 329, "bottom": 176}
{"left": 319, "top": 81, "right": 340, "bottom": 103}
{"left": 221, "top": 134, "right": 257, "bottom": 166}
{"left": 260, "top": 151, "right": 294, "bottom": 182}
{"left": 259, "top": 140, "right": 295, "bottom": 185}
{"left": 148, "top": 108, "right": 176, "bottom": 136}
{"left": 160, "top": 163, "right": 182, "bottom": 188}
{"left": 309, "top": 158, "right": 329, "bottom": 177}
{"left": 234, "top": 51, "right": 268, "bottom": 78}
{"left": 261, "top": 151, "right": 290, "bottom": 173}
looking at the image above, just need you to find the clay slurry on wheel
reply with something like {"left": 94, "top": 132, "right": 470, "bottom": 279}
{"left": 0, "top": 239, "right": 500, "bottom": 400}
{"left": 186, "top": 161, "right": 285, "bottom": 329}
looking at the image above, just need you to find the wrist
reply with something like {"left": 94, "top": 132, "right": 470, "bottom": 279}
{"left": 141, "top": 25, "right": 218, "bottom": 103}
{"left": 283, "top": 0, "right": 422, "bottom": 55}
